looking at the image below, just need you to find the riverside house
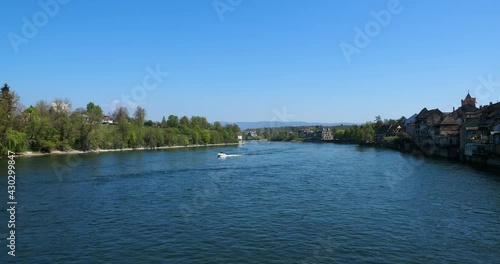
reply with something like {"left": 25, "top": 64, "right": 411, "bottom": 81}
{"left": 102, "top": 115, "right": 114, "bottom": 124}
{"left": 315, "top": 127, "right": 333, "bottom": 141}
{"left": 412, "top": 108, "right": 443, "bottom": 145}
{"left": 460, "top": 101, "right": 500, "bottom": 164}
{"left": 375, "top": 124, "right": 401, "bottom": 143}
{"left": 408, "top": 93, "right": 500, "bottom": 165}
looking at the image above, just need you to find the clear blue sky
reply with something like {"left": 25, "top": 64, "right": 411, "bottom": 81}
{"left": 2, "top": 0, "right": 500, "bottom": 123}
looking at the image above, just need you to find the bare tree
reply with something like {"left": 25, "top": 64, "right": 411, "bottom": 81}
{"left": 113, "top": 106, "right": 129, "bottom": 123}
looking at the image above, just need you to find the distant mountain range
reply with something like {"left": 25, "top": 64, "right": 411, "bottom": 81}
{"left": 222, "top": 121, "right": 358, "bottom": 130}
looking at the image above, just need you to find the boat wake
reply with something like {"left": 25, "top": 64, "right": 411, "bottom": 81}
{"left": 217, "top": 152, "right": 241, "bottom": 158}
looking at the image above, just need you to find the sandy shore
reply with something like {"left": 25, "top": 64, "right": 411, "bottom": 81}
{"left": 12, "top": 143, "right": 241, "bottom": 158}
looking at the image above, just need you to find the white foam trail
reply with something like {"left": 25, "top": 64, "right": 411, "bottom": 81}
{"left": 218, "top": 154, "right": 241, "bottom": 159}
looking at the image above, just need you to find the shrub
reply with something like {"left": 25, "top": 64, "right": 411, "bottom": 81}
{"left": 40, "top": 140, "right": 56, "bottom": 153}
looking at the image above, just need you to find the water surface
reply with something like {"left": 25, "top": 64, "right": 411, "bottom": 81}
{"left": 1, "top": 142, "right": 499, "bottom": 263}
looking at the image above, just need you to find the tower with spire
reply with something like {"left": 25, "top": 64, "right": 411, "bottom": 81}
{"left": 461, "top": 91, "right": 476, "bottom": 107}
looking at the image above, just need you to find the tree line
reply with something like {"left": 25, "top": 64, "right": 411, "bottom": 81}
{"left": 0, "top": 84, "right": 241, "bottom": 155}
{"left": 245, "top": 125, "right": 376, "bottom": 143}
{"left": 246, "top": 115, "right": 409, "bottom": 144}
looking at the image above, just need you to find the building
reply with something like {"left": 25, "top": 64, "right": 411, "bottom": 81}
{"left": 313, "top": 127, "right": 333, "bottom": 141}
{"left": 461, "top": 92, "right": 477, "bottom": 107}
{"left": 375, "top": 125, "right": 392, "bottom": 143}
{"left": 411, "top": 93, "right": 479, "bottom": 157}
{"left": 404, "top": 114, "right": 417, "bottom": 139}
{"left": 246, "top": 131, "right": 258, "bottom": 138}
{"left": 320, "top": 127, "right": 333, "bottom": 140}
{"left": 298, "top": 129, "right": 313, "bottom": 138}
{"left": 413, "top": 108, "right": 444, "bottom": 144}
{"left": 435, "top": 115, "right": 461, "bottom": 146}
{"left": 102, "top": 115, "right": 114, "bottom": 124}
{"left": 433, "top": 115, "right": 462, "bottom": 158}
{"left": 458, "top": 98, "right": 500, "bottom": 162}
{"left": 403, "top": 114, "right": 417, "bottom": 127}
{"left": 375, "top": 124, "right": 401, "bottom": 143}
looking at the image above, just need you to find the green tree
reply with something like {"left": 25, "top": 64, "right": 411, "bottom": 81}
{"left": 214, "top": 121, "right": 222, "bottom": 131}
{"left": 0, "top": 128, "right": 27, "bottom": 154}
{"left": 209, "top": 130, "right": 221, "bottom": 144}
{"left": 334, "top": 129, "right": 344, "bottom": 140}
{"left": 144, "top": 120, "right": 154, "bottom": 127}
{"left": 167, "top": 115, "right": 179, "bottom": 128}
{"left": 49, "top": 98, "right": 73, "bottom": 150}
{"left": 163, "top": 128, "right": 177, "bottom": 146}
{"left": 396, "top": 132, "right": 411, "bottom": 143}
{"left": 23, "top": 106, "right": 37, "bottom": 144}
{"left": 374, "top": 115, "right": 383, "bottom": 128}
{"left": 70, "top": 112, "right": 88, "bottom": 150}
{"left": 133, "top": 106, "right": 146, "bottom": 127}
{"left": 0, "top": 83, "right": 252, "bottom": 153}
{"left": 26, "top": 101, "right": 54, "bottom": 151}
{"left": 177, "top": 134, "right": 189, "bottom": 146}
{"left": 86, "top": 102, "right": 103, "bottom": 122}
{"left": 161, "top": 116, "right": 168, "bottom": 128}
{"left": 86, "top": 102, "right": 102, "bottom": 114}
{"left": 191, "top": 130, "right": 200, "bottom": 145}
{"left": 200, "top": 129, "right": 211, "bottom": 145}
{"left": 144, "top": 127, "right": 162, "bottom": 148}
{"left": 180, "top": 116, "right": 190, "bottom": 129}
{"left": 191, "top": 116, "right": 209, "bottom": 129}
{"left": 0, "top": 84, "right": 21, "bottom": 138}
{"left": 387, "top": 119, "right": 398, "bottom": 126}
{"left": 361, "top": 123, "right": 375, "bottom": 143}
{"left": 113, "top": 107, "right": 130, "bottom": 146}
{"left": 78, "top": 102, "right": 104, "bottom": 150}
{"left": 397, "top": 116, "right": 407, "bottom": 125}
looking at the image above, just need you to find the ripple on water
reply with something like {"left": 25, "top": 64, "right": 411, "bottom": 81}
{"left": 2, "top": 142, "right": 499, "bottom": 263}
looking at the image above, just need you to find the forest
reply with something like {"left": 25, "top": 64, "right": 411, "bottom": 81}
{"left": 0, "top": 84, "right": 241, "bottom": 155}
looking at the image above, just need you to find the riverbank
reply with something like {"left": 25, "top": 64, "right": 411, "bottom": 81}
{"left": 7, "top": 143, "right": 241, "bottom": 158}
{"left": 368, "top": 141, "right": 500, "bottom": 169}
{"left": 275, "top": 139, "right": 500, "bottom": 169}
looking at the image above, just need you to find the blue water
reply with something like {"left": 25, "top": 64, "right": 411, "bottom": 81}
{"left": 1, "top": 142, "right": 499, "bottom": 263}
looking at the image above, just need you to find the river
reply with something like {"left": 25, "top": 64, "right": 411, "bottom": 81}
{"left": 0, "top": 142, "right": 499, "bottom": 263}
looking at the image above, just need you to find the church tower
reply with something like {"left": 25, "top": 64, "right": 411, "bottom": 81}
{"left": 461, "top": 92, "right": 476, "bottom": 107}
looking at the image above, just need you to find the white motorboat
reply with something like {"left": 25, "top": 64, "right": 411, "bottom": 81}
{"left": 217, "top": 152, "right": 227, "bottom": 158}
